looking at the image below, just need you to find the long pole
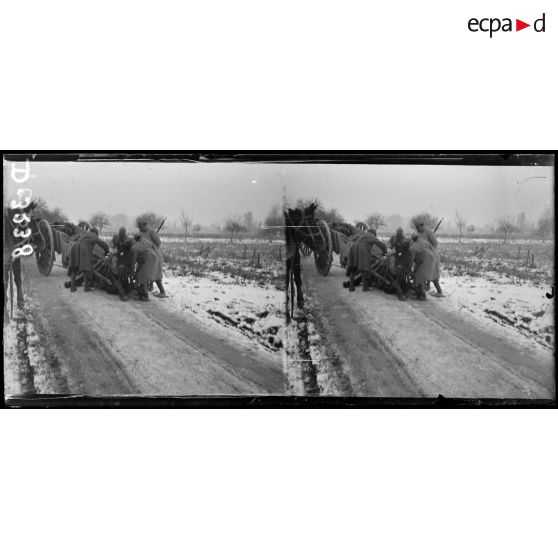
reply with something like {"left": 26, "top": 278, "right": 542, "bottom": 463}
{"left": 433, "top": 218, "right": 443, "bottom": 234}
{"left": 156, "top": 217, "right": 167, "bottom": 233}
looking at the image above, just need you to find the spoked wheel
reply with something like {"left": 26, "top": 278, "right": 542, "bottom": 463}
{"left": 34, "top": 219, "right": 55, "bottom": 276}
{"left": 300, "top": 243, "right": 312, "bottom": 257}
{"left": 314, "top": 220, "right": 333, "bottom": 276}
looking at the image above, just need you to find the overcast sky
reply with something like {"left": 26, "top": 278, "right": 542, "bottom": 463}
{"left": 3, "top": 161, "right": 285, "bottom": 225}
{"left": 283, "top": 164, "right": 554, "bottom": 227}
{"left": 3, "top": 160, "right": 554, "bottom": 228}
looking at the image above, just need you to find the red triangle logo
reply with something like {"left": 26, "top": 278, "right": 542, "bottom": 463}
{"left": 516, "top": 19, "right": 530, "bottom": 31}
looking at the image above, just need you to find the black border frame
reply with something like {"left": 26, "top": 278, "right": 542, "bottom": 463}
{"left": 2, "top": 150, "right": 556, "bottom": 409}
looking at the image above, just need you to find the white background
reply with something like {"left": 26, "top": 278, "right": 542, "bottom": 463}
{"left": 1, "top": 2, "right": 556, "bottom": 558}
{"left": 0, "top": 0, "right": 556, "bottom": 148}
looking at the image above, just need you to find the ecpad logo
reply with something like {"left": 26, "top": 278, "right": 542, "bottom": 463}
{"left": 468, "top": 13, "right": 546, "bottom": 37}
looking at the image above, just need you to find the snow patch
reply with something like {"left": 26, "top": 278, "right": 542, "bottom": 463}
{"left": 163, "top": 270, "right": 286, "bottom": 354}
{"left": 442, "top": 274, "right": 554, "bottom": 351}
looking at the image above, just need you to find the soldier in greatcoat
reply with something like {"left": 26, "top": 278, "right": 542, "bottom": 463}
{"left": 408, "top": 222, "right": 435, "bottom": 300}
{"left": 346, "top": 225, "right": 387, "bottom": 292}
{"left": 131, "top": 233, "right": 157, "bottom": 301}
{"left": 416, "top": 222, "right": 444, "bottom": 297}
{"left": 68, "top": 224, "right": 109, "bottom": 292}
{"left": 137, "top": 218, "right": 167, "bottom": 297}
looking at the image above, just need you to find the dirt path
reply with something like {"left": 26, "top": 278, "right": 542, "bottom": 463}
{"left": 300, "top": 260, "right": 554, "bottom": 399}
{"left": 12, "top": 260, "right": 285, "bottom": 396}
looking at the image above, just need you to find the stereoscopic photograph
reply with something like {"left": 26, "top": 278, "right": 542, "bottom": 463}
{"left": 2, "top": 153, "right": 555, "bottom": 404}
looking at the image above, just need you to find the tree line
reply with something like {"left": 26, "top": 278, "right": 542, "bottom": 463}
{"left": 31, "top": 198, "right": 286, "bottom": 241}
{"left": 289, "top": 198, "right": 554, "bottom": 242}
{"left": 30, "top": 196, "right": 555, "bottom": 243}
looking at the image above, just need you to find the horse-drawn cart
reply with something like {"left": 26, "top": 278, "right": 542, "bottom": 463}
{"left": 29, "top": 220, "right": 83, "bottom": 276}
{"left": 26, "top": 220, "right": 109, "bottom": 282}
{"left": 300, "top": 220, "right": 413, "bottom": 296}
{"left": 21, "top": 217, "right": 57, "bottom": 276}
{"left": 300, "top": 221, "right": 359, "bottom": 277}
{"left": 285, "top": 203, "right": 412, "bottom": 318}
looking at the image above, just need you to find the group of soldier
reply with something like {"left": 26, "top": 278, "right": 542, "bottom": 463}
{"left": 343, "top": 220, "right": 444, "bottom": 301}
{"left": 65, "top": 218, "right": 166, "bottom": 302}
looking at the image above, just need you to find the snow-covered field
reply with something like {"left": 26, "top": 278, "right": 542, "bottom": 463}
{"left": 159, "top": 236, "right": 284, "bottom": 245}
{"left": 163, "top": 270, "right": 285, "bottom": 353}
{"left": 4, "top": 237, "right": 288, "bottom": 396}
{"left": 441, "top": 273, "right": 554, "bottom": 351}
{"left": 160, "top": 238, "right": 286, "bottom": 352}
{"left": 4, "top": 235, "right": 553, "bottom": 397}
{"left": 282, "top": 236, "right": 555, "bottom": 396}
{"left": 435, "top": 239, "right": 554, "bottom": 351}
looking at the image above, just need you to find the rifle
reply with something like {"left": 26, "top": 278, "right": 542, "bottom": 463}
{"left": 433, "top": 218, "right": 443, "bottom": 234}
{"left": 156, "top": 217, "right": 167, "bottom": 234}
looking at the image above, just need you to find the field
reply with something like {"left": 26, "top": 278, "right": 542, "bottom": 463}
{"left": 4, "top": 235, "right": 288, "bottom": 397}
{"left": 435, "top": 239, "right": 554, "bottom": 350}
{"left": 436, "top": 238, "right": 554, "bottom": 284}
{"left": 157, "top": 237, "right": 286, "bottom": 353}
{"left": 282, "top": 235, "right": 554, "bottom": 397}
{"left": 374, "top": 236, "right": 555, "bottom": 352}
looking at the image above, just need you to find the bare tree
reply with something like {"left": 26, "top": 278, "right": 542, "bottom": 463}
{"left": 180, "top": 209, "right": 193, "bottom": 241}
{"left": 192, "top": 223, "right": 202, "bottom": 237}
{"left": 224, "top": 215, "right": 246, "bottom": 242}
{"left": 50, "top": 207, "right": 69, "bottom": 223}
{"left": 31, "top": 198, "right": 69, "bottom": 223}
{"left": 365, "top": 212, "right": 387, "bottom": 231}
{"left": 319, "top": 207, "right": 344, "bottom": 223}
{"left": 497, "top": 216, "right": 519, "bottom": 242}
{"left": 454, "top": 211, "right": 467, "bottom": 242}
{"left": 90, "top": 211, "right": 111, "bottom": 233}
{"left": 32, "top": 196, "right": 49, "bottom": 216}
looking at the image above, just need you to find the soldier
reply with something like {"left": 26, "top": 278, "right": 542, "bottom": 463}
{"left": 137, "top": 218, "right": 167, "bottom": 298}
{"left": 111, "top": 227, "right": 135, "bottom": 301}
{"left": 346, "top": 225, "right": 387, "bottom": 292}
{"left": 416, "top": 221, "right": 444, "bottom": 297}
{"left": 131, "top": 233, "right": 156, "bottom": 301}
{"left": 408, "top": 222, "right": 435, "bottom": 301}
{"left": 68, "top": 223, "right": 109, "bottom": 292}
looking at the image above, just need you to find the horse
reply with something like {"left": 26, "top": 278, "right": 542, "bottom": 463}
{"left": 284, "top": 202, "right": 325, "bottom": 320}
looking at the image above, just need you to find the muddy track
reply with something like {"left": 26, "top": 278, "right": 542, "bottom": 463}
{"left": 15, "top": 312, "right": 37, "bottom": 395}
{"left": 291, "top": 313, "right": 320, "bottom": 395}
{"left": 300, "top": 260, "right": 555, "bottom": 399}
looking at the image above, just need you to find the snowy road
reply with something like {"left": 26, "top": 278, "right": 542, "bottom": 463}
{"left": 296, "top": 260, "right": 554, "bottom": 399}
{"left": 4, "top": 260, "right": 285, "bottom": 396}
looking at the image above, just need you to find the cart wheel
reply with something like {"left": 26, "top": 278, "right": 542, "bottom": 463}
{"left": 35, "top": 219, "right": 55, "bottom": 276}
{"left": 300, "top": 243, "right": 312, "bottom": 257}
{"left": 314, "top": 220, "right": 333, "bottom": 276}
